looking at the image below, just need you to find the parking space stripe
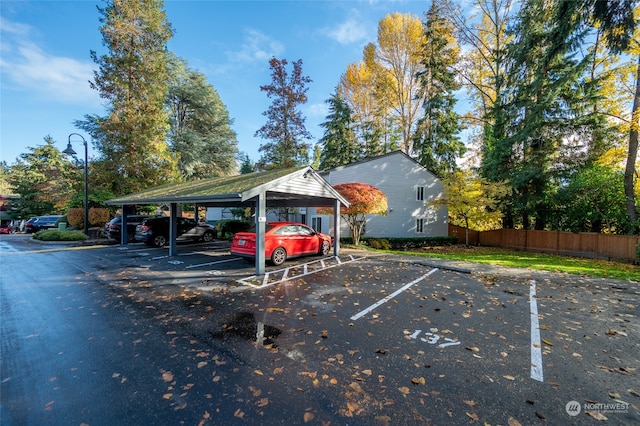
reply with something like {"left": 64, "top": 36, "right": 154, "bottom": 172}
{"left": 184, "top": 257, "right": 242, "bottom": 269}
{"left": 237, "top": 254, "right": 365, "bottom": 288}
{"left": 350, "top": 268, "right": 439, "bottom": 321}
{"left": 529, "top": 279, "right": 544, "bottom": 382}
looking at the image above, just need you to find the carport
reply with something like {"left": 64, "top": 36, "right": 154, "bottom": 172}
{"left": 105, "top": 166, "right": 349, "bottom": 276}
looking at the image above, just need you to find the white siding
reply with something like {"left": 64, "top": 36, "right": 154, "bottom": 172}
{"left": 313, "top": 152, "right": 447, "bottom": 239}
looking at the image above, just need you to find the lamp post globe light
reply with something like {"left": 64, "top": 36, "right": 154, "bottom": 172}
{"left": 63, "top": 133, "right": 89, "bottom": 236}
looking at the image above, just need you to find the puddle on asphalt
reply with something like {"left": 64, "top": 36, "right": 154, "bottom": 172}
{"left": 211, "top": 311, "right": 281, "bottom": 346}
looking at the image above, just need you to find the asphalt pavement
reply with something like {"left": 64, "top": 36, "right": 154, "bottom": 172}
{"left": 1, "top": 234, "right": 639, "bottom": 425}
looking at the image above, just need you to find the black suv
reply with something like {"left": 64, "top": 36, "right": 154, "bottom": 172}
{"left": 105, "top": 215, "right": 151, "bottom": 242}
{"left": 135, "top": 216, "right": 216, "bottom": 247}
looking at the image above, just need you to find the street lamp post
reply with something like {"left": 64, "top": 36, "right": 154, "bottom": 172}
{"left": 63, "top": 133, "right": 89, "bottom": 236}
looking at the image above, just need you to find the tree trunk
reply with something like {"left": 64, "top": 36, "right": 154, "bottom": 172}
{"left": 624, "top": 54, "right": 640, "bottom": 234}
{"left": 464, "top": 217, "right": 470, "bottom": 247}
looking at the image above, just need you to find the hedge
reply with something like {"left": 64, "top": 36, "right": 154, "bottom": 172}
{"left": 215, "top": 219, "right": 251, "bottom": 239}
{"left": 341, "top": 236, "right": 458, "bottom": 250}
{"left": 32, "top": 230, "right": 88, "bottom": 241}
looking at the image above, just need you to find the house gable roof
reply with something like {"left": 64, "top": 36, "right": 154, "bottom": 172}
{"left": 319, "top": 150, "right": 437, "bottom": 178}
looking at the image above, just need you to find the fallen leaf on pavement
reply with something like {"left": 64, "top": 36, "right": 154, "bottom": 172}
{"left": 411, "top": 377, "right": 426, "bottom": 385}
{"left": 507, "top": 417, "right": 522, "bottom": 426}
{"left": 465, "top": 412, "right": 479, "bottom": 421}
{"left": 586, "top": 411, "right": 608, "bottom": 420}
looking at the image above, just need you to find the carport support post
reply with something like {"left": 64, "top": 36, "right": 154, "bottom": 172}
{"left": 333, "top": 199, "right": 340, "bottom": 256}
{"left": 169, "top": 203, "right": 178, "bottom": 257}
{"left": 255, "top": 192, "right": 266, "bottom": 276}
{"left": 120, "top": 205, "right": 128, "bottom": 245}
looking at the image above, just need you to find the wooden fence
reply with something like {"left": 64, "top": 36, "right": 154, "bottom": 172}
{"left": 448, "top": 224, "right": 639, "bottom": 263}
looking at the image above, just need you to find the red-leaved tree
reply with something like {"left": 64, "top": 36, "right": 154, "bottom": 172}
{"left": 318, "top": 182, "right": 388, "bottom": 245}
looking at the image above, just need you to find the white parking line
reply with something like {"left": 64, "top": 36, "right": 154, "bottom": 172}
{"left": 350, "top": 268, "right": 439, "bottom": 321}
{"left": 237, "top": 254, "right": 365, "bottom": 288}
{"left": 529, "top": 279, "right": 544, "bottom": 382}
{"left": 185, "top": 257, "right": 243, "bottom": 269}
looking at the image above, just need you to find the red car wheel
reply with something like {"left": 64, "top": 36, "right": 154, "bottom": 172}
{"left": 270, "top": 247, "right": 287, "bottom": 266}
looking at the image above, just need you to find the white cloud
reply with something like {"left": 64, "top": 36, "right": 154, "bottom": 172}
{"left": 0, "top": 18, "right": 99, "bottom": 106}
{"left": 308, "top": 102, "right": 328, "bottom": 118}
{"left": 228, "top": 28, "right": 285, "bottom": 64}
{"left": 325, "top": 18, "right": 369, "bottom": 45}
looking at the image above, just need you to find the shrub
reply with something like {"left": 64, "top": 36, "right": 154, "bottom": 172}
{"left": 216, "top": 219, "right": 251, "bottom": 239}
{"left": 89, "top": 207, "right": 110, "bottom": 227}
{"left": 368, "top": 238, "right": 391, "bottom": 250}
{"left": 32, "top": 230, "right": 87, "bottom": 241}
{"left": 67, "top": 208, "right": 84, "bottom": 229}
{"left": 341, "top": 236, "right": 458, "bottom": 250}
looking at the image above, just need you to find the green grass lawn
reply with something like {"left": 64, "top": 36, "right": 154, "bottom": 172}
{"left": 379, "top": 245, "right": 640, "bottom": 282}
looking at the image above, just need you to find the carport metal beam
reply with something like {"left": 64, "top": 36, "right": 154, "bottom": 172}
{"left": 333, "top": 199, "right": 340, "bottom": 256}
{"left": 169, "top": 203, "right": 178, "bottom": 257}
{"left": 255, "top": 192, "right": 266, "bottom": 276}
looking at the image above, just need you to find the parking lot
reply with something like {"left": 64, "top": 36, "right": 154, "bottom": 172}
{"left": 4, "top": 235, "right": 638, "bottom": 424}
{"left": 70, "top": 238, "right": 637, "bottom": 425}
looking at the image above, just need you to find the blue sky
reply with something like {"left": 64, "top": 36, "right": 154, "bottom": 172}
{"left": 1, "top": 0, "right": 433, "bottom": 167}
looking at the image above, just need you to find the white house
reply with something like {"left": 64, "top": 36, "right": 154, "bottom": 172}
{"left": 309, "top": 151, "right": 448, "bottom": 239}
{"left": 205, "top": 151, "right": 447, "bottom": 239}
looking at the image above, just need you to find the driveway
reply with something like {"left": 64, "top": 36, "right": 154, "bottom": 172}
{"left": 2, "top": 234, "right": 639, "bottom": 425}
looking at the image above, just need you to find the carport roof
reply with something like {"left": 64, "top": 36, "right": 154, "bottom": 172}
{"left": 105, "top": 166, "right": 349, "bottom": 208}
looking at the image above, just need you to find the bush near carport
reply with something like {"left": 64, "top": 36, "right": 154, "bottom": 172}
{"left": 32, "top": 230, "right": 87, "bottom": 241}
{"left": 342, "top": 236, "right": 458, "bottom": 250}
{"left": 216, "top": 219, "right": 251, "bottom": 239}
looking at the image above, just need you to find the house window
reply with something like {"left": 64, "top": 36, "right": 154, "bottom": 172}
{"left": 416, "top": 218, "right": 424, "bottom": 233}
{"left": 416, "top": 186, "right": 425, "bottom": 201}
{"left": 312, "top": 217, "right": 322, "bottom": 233}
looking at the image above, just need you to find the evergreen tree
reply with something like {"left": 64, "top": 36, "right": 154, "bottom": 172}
{"left": 499, "top": 0, "right": 596, "bottom": 229}
{"left": 318, "top": 90, "right": 359, "bottom": 170}
{"left": 255, "top": 57, "right": 312, "bottom": 169}
{"left": 413, "top": 0, "right": 465, "bottom": 178}
{"left": 8, "top": 137, "right": 77, "bottom": 217}
{"left": 238, "top": 153, "right": 255, "bottom": 174}
{"left": 84, "top": 0, "right": 178, "bottom": 195}
{"left": 166, "top": 55, "right": 238, "bottom": 179}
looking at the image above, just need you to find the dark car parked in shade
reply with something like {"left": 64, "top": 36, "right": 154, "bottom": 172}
{"left": 25, "top": 215, "right": 64, "bottom": 233}
{"left": 135, "top": 216, "right": 216, "bottom": 247}
{"left": 105, "top": 215, "right": 151, "bottom": 242}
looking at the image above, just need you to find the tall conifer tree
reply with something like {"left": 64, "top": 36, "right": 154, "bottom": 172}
{"left": 87, "top": 0, "right": 177, "bottom": 194}
{"left": 318, "top": 90, "right": 359, "bottom": 170}
{"left": 413, "top": 0, "right": 465, "bottom": 178}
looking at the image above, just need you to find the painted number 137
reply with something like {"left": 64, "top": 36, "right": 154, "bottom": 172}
{"left": 409, "top": 330, "right": 460, "bottom": 348}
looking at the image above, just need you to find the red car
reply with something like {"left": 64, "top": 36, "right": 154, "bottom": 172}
{"left": 230, "top": 222, "right": 332, "bottom": 266}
